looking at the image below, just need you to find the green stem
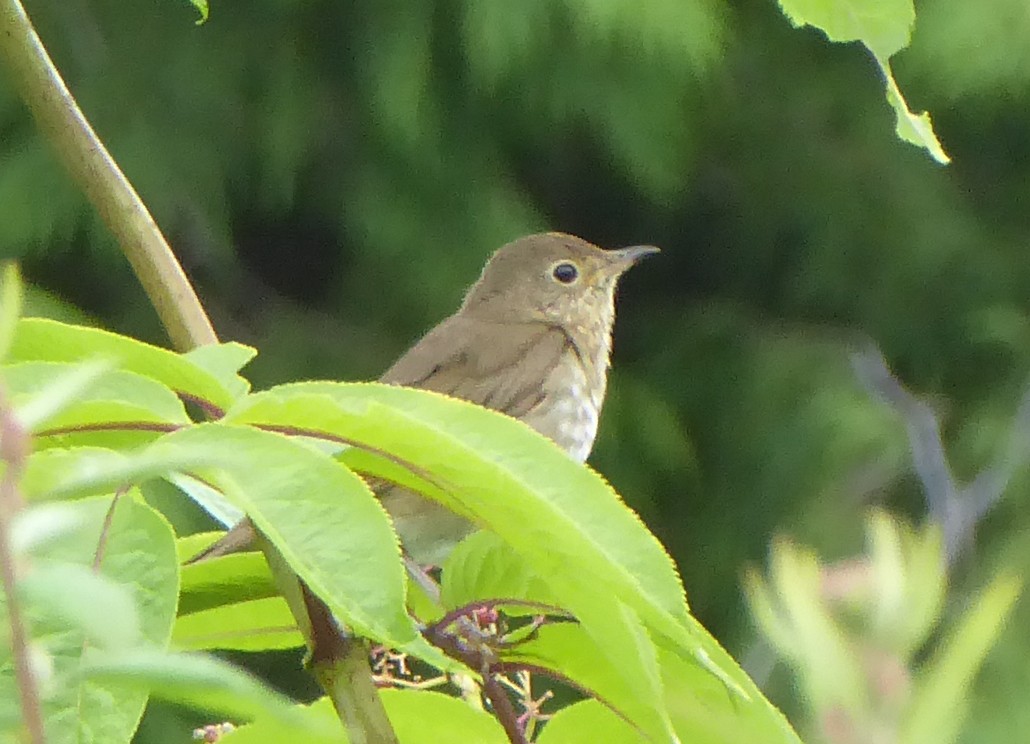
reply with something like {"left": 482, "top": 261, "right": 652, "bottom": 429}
{"left": 265, "top": 540, "right": 400, "bottom": 744}
{"left": 0, "top": 0, "right": 217, "bottom": 352}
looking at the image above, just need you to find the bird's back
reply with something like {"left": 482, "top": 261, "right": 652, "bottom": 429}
{"left": 381, "top": 313, "right": 604, "bottom": 460}
{"left": 378, "top": 313, "right": 608, "bottom": 562}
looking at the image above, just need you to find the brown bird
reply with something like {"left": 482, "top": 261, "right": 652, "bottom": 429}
{"left": 193, "top": 232, "right": 658, "bottom": 564}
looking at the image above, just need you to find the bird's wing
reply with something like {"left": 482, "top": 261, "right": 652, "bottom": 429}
{"left": 379, "top": 315, "right": 571, "bottom": 418}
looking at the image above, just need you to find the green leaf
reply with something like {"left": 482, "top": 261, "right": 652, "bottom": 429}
{"left": 184, "top": 0, "right": 209, "bottom": 25}
{"left": 184, "top": 341, "right": 256, "bottom": 400}
{"left": 867, "top": 508, "right": 908, "bottom": 641}
{"left": 743, "top": 566, "right": 801, "bottom": 661}
{"left": 405, "top": 571, "right": 445, "bottom": 624}
{"left": 10, "top": 501, "right": 93, "bottom": 555}
{"left": 79, "top": 650, "right": 328, "bottom": 732}
{"left": 22, "top": 444, "right": 240, "bottom": 528}
{"left": 226, "top": 383, "right": 690, "bottom": 631}
{"left": 10, "top": 318, "right": 242, "bottom": 411}
{"left": 540, "top": 642, "right": 807, "bottom": 744}
{"left": 7, "top": 362, "right": 190, "bottom": 423}
{"left": 167, "top": 471, "right": 244, "bottom": 527}
{"left": 6, "top": 359, "right": 111, "bottom": 432}
{"left": 900, "top": 573, "right": 1022, "bottom": 744}
{"left": 226, "top": 383, "right": 798, "bottom": 741}
{"left": 176, "top": 530, "right": 232, "bottom": 562}
{"left": 538, "top": 699, "right": 643, "bottom": 744}
{"left": 225, "top": 690, "right": 508, "bottom": 744}
{"left": 0, "top": 261, "right": 22, "bottom": 363}
{"left": 174, "top": 596, "right": 303, "bottom": 651}
{"left": 146, "top": 424, "right": 431, "bottom": 657}
{"left": 0, "top": 495, "right": 178, "bottom": 743}
{"left": 504, "top": 615, "right": 670, "bottom": 742}
{"left": 443, "top": 536, "right": 676, "bottom": 742}
{"left": 177, "top": 541, "right": 277, "bottom": 615}
{"left": 879, "top": 57, "right": 951, "bottom": 164}
{"left": 659, "top": 641, "right": 798, "bottom": 742}
{"left": 866, "top": 511, "right": 946, "bottom": 655}
{"left": 743, "top": 536, "right": 867, "bottom": 719}
{"left": 20, "top": 563, "right": 143, "bottom": 650}
{"left": 380, "top": 689, "right": 508, "bottom": 744}
{"left": 441, "top": 531, "right": 559, "bottom": 614}
{"left": 5, "top": 361, "right": 189, "bottom": 435}
{"left": 21, "top": 445, "right": 200, "bottom": 503}
{"left": 777, "top": 0, "right": 913, "bottom": 58}
{"left": 775, "top": 0, "right": 949, "bottom": 163}
{"left": 206, "top": 698, "right": 344, "bottom": 744}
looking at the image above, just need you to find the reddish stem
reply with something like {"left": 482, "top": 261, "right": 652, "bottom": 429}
{"left": 0, "top": 387, "right": 45, "bottom": 744}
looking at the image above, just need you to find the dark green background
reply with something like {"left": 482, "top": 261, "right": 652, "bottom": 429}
{"left": 3, "top": 0, "right": 1029, "bottom": 740}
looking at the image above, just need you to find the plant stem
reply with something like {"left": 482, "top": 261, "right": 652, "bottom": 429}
{"left": 263, "top": 537, "right": 399, "bottom": 744}
{"left": 482, "top": 674, "right": 529, "bottom": 744}
{"left": 0, "top": 0, "right": 217, "bottom": 352}
{"left": 0, "top": 387, "right": 45, "bottom": 744}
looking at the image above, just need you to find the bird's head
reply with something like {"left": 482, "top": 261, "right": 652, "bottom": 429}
{"left": 461, "top": 232, "right": 659, "bottom": 328}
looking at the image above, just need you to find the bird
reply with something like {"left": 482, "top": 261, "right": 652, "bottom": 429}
{"left": 191, "top": 232, "right": 658, "bottom": 565}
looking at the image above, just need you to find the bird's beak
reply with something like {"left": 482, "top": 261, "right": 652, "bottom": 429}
{"left": 607, "top": 244, "right": 661, "bottom": 272}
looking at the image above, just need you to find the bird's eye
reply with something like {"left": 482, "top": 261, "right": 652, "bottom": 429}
{"left": 551, "top": 262, "right": 579, "bottom": 284}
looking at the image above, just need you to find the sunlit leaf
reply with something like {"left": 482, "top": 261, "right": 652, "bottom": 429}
{"left": 0, "top": 495, "right": 177, "bottom": 742}
{"left": 10, "top": 318, "right": 241, "bottom": 411}
{"left": 20, "top": 563, "right": 143, "bottom": 650}
{"left": 146, "top": 424, "right": 437, "bottom": 660}
{"left": 184, "top": 0, "right": 209, "bottom": 25}
{"left": 504, "top": 617, "right": 668, "bottom": 742}
{"left": 879, "top": 57, "right": 951, "bottom": 164}
{"left": 225, "top": 690, "right": 507, "bottom": 744}
{"left": 177, "top": 540, "right": 276, "bottom": 615}
{"left": 184, "top": 342, "right": 255, "bottom": 400}
{"left": 776, "top": 0, "right": 949, "bottom": 162}
{"left": 441, "top": 531, "right": 559, "bottom": 614}
{"left": 537, "top": 699, "right": 642, "bottom": 744}
{"left": 80, "top": 651, "right": 325, "bottom": 731}
{"left": 744, "top": 536, "right": 867, "bottom": 719}
{"left": 777, "top": 0, "right": 913, "bottom": 57}
{"left": 226, "top": 382, "right": 800, "bottom": 742}
{"left": 173, "top": 597, "right": 303, "bottom": 651}
{"left": 901, "top": 573, "right": 1022, "bottom": 744}
{"left": 5, "top": 361, "right": 189, "bottom": 442}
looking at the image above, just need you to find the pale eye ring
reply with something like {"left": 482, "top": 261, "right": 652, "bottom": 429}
{"left": 551, "top": 261, "right": 579, "bottom": 284}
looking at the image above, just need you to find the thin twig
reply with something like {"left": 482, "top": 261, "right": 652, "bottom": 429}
{"left": 850, "top": 344, "right": 957, "bottom": 521}
{"left": 422, "top": 615, "right": 533, "bottom": 744}
{"left": 0, "top": 385, "right": 45, "bottom": 744}
{"left": 495, "top": 660, "right": 644, "bottom": 735}
{"left": 0, "top": 0, "right": 217, "bottom": 351}
{"left": 430, "top": 600, "right": 571, "bottom": 635}
{"left": 850, "top": 343, "right": 1029, "bottom": 565}
{"left": 482, "top": 673, "right": 530, "bottom": 744}
{"left": 498, "top": 670, "right": 553, "bottom": 739}
{"left": 92, "top": 486, "right": 127, "bottom": 571}
{"left": 403, "top": 556, "right": 441, "bottom": 606}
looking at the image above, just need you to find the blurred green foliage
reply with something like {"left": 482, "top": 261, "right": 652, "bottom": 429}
{"left": 746, "top": 511, "right": 1020, "bottom": 744}
{"left": 2, "top": 0, "right": 1030, "bottom": 741}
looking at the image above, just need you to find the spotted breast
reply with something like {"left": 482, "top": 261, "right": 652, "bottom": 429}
{"left": 521, "top": 343, "right": 603, "bottom": 463}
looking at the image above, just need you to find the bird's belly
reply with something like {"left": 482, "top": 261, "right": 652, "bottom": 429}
{"left": 522, "top": 370, "right": 600, "bottom": 463}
